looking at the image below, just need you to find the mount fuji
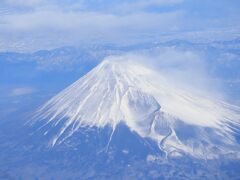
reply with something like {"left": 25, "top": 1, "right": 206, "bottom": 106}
{"left": 1, "top": 54, "right": 240, "bottom": 179}
{"left": 31, "top": 57, "right": 240, "bottom": 160}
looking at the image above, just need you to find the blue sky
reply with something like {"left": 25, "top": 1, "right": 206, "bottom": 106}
{"left": 0, "top": 0, "right": 240, "bottom": 51}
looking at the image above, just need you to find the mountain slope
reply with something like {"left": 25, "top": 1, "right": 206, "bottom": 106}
{"left": 32, "top": 58, "right": 240, "bottom": 159}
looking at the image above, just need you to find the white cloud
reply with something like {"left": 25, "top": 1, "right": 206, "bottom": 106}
{"left": 0, "top": 0, "right": 239, "bottom": 51}
{"left": 110, "top": 48, "right": 223, "bottom": 99}
{"left": 0, "top": 8, "right": 183, "bottom": 51}
{"left": 114, "top": 0, "right": 184, "bottom": 13}
{"left": 142, "top": 0, "right": 184, "bottom": 6}
{"left": 4, "top": 0, "right": 43, "bottom": 7}
{"left": 9, "top": 87, "right": 36, "bottom": 96}
{"left": 1, "top": 9, "right": 182, "bottom": 31}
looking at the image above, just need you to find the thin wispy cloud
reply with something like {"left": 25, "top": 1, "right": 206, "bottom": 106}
{"left": 4, "top": 0, "right": 43, "bottom": 7}
{"left": 9, "top": 87, "right": 36, "bottom": 96}
{"left": 107, "top": 48, "right": 222, "bottom": 99}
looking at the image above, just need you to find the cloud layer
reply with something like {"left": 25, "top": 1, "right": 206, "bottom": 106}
{"left": 0, "top": 0, "right": 239, "bottom": 51}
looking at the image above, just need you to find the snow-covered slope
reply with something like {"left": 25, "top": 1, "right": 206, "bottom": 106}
{"left": 33, "top": 58, "right": 240, "bottom": 158}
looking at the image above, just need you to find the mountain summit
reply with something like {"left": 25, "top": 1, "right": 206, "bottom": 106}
{"left": 34, "top": 58, "right": 240, "bottom": 159}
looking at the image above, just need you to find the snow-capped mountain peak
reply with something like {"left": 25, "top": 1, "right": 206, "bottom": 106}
{"left": 33, "top": 58, "right": 240, "bottom": 158}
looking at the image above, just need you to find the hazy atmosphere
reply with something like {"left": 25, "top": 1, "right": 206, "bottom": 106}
{"left": 0, "top": 0, "right": 240, "bottom": 179}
